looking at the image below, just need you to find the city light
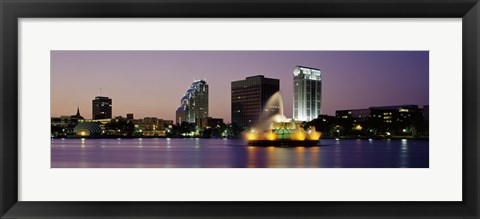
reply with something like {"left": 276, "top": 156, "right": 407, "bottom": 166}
{"left": 49, "top": 51, "right": 429, "bottom": 169}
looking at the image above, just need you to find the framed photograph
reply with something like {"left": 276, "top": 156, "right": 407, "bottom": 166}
{"left": 1, "top": 0, "right": 479, "bottom": 218}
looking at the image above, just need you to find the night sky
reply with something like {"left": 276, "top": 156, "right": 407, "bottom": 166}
{"left": 51, "top": 51, "right": 429, "bottom": 122}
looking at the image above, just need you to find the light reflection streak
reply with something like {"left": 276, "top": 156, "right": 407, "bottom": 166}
{"left": 295, "top": 147, "right": 305, "bottom": 167}
{"left": 266, "top": 146, "right": 276, "bottom": 168}
{"left": 310, "top": 146, "right": 319, "bottom": 167}
{"left": 334, "top": 144, "right": 341, "bottom": 168}
{"left": 247, "top": 146, "right": 257, "bottom": 168}
{"left": 50, "top": 138, "right": 427, "bottom": 168}
{"left": 400, "top": 139, "right": 409, "bottom": 167}
{"left": 166, "top": 138, "right": 171, "bottom": 149}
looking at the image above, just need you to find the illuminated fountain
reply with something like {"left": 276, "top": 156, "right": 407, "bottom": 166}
{"left": 245, "top": 92, "right": 322, "bottom": 147}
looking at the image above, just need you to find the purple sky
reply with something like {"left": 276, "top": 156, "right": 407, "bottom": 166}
{"left": 51, "top": 51, "right": 429, "bottom": 122}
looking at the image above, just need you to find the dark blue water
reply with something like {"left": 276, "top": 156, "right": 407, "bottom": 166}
{"left": 51, "top": 138, "right": 428, "bottom": 168}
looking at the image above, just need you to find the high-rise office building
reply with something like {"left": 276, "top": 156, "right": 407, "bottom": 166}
{"left": 175, "top": 80, "right": 209, "bottom": 124}
{"left": 231, "top": 75, "right": 280, "bottom": 128}
{"left": 92, "top": 96, "right": 112, "bottom": 119}
{"left": 293, "top": 66, "right": 322, "bottom": 121}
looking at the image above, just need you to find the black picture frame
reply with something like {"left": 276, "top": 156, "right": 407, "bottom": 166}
{"left": 1, "top": 0, "right": 479, "bottom": 218}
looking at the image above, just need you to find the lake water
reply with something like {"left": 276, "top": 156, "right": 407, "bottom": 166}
{"left": 51, "top": 138, "right": 428, "bottom": 168}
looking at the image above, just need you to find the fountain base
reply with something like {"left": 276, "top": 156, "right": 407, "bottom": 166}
{"left": 247, "top": 140, "right": 319, "bottom": 147}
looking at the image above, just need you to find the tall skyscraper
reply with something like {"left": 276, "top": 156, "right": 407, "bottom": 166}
{"left": 293, "top": 65, "right": 322, "bottom": 121}
{"left": 175, "top": 80, "right": 209, "bottom": 124}
{"left": 231, "top": 75, "right": 280, "bottom": 128}
{"left": 92, "top": 96, "right": 112, "bottom": 119}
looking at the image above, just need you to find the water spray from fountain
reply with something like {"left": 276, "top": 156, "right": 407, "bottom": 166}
{"left": 244, "top": 91, "right": 322, "bottom": 146}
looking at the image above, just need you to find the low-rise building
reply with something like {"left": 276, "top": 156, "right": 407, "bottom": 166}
{"left": 133, "top": 117, "right": 173, "bottom": 136}
{"left": 198, "top": 117, "right": 224, "bottom": 129}
{"left": 336, "top": 108, "right": 371, "bottom": 122}
{"left": 51, "top": 108, "right": 84, "bottom": 136}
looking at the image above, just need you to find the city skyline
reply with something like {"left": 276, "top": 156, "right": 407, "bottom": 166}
{"left": 51, "top": 51, "right": 429, "bottom": 122}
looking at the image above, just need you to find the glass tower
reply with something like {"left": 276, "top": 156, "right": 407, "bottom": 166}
{"left": 293, "top": 66, "right": 322, "bottom": 121}
{"left": 175, "top": 80, "right": 209, "bottom": 124}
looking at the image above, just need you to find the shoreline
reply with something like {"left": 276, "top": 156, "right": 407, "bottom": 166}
{"left": 52, "top": 136, "right": 429, "bottom": 140}
{"left": 322, "top": 136, "right": 429, "bottom": 140}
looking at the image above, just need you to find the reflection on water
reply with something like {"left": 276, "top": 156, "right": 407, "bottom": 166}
{"left": 51, "top": 138, "right": 428, "bottom": 168}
